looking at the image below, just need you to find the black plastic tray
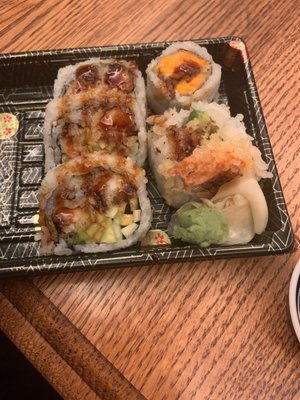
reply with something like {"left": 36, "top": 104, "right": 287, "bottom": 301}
{"left": 0, "top": 36, "right": 294, "bottom": 277}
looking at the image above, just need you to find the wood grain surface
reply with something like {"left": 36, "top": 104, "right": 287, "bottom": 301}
{"left": 0, "top": 0, "right": 300, "bottom": 399}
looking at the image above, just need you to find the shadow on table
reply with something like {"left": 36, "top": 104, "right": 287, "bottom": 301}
{"left": 0, "top": 330, "right": 62, "bottom": 400}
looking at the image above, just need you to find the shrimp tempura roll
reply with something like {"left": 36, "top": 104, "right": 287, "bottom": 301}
{"left": 147, "top": 101, "right": 272, "bottom": 208}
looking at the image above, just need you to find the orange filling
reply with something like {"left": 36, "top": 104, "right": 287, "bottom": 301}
{"left": 157, "top": 50, "right": 210, "bottom": 96}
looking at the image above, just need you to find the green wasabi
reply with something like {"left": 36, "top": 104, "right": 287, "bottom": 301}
{"left": 171, "top": 205, "right": 228, "bottom": 247}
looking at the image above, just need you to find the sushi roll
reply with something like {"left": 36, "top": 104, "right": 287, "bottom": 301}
{"left": 43, "top": 58, "right": 147, "bottom": 171}
{"left": 38, "top": 152, "right": 152, "bottom": 255}
{"left": 146, "top": 42, "right": 221, "bottom": 113}
{"left": 147, "top": 101, "right": 272, "bottom": 208}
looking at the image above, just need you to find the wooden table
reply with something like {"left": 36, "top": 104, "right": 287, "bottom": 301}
{"left": 1, "top": 0, "right": 299, "bottom": 399}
